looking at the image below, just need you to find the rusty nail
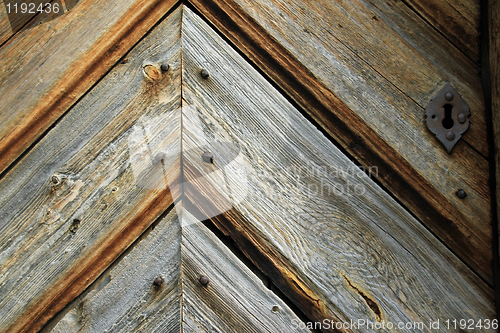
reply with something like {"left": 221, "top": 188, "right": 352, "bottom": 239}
{"left": 51, "top": 175, "right": 60, "bottom": 184}
{"left": 154, "top": 276, "right": 164, "bottom": 286}
{"left": 160, "top": 63, "right": 170, "bottom": 71}
{"left": 202, "top": 152, "right": 213, "bottom": 164}
{"left": 272, "top": 306, "right": 280, "bottom": 313}
{"left": 200, "top": 69, "right": 210, "bottom": 79}
{"left": 445, "top": 131, "right": 455, "bottom": 141}
{"left": 458, "top": 113, "right": 467, "bottom": 124}
{"left": 456, "top": 189, "right": 467, "bottom": 199}
{"left": 445, "top": 92, "right": 454, "bottom": 101}
{"left": 199, "top": 276, "right": 209, "bottom": 286}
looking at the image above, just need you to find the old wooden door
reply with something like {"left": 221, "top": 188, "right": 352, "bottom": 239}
{"left": 0, "top": 0, "right": 497, "bottom": 332}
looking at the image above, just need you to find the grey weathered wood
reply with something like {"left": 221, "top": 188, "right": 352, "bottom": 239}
{"left": 0, "top": 7, "right": 182, "bottom": 332}
{"left": 181, "top": 205, "right": 309, "bottom": 333}
{"left": 1, "top": 4, "right": 494, "bottom": 332}
{"left": 0, "top": 0, "right": 177, "bottom": 175}
{"left": 190, "top": 0, "right": 492, "bottom": 283}
{"left": 180, "top": 7, "right": 494, "bottom": 331}
{"left": 42, "top": 206, "right": 182, "bottom": 333}
{"left": 42, "top": 205, "right": 309, "bottom": 333}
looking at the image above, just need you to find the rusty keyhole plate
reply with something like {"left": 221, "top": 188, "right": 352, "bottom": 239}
{"left": 425, "top": 82, "right": 470, "bottom": 153}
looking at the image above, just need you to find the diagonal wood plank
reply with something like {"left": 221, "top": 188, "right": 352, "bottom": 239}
{"left": 190, "top": 0, "right": 493, "bottom": 283}
{"left": 0, "top": 0, "right": 177, "bottom": 176}
{"left": 43, "top": 205, "right": 183, "bottom": 333}
{"left": 1, "top": 3, "right": 494, "bottom": 332}
{"left": 403, "top": 0, "right": 480, "bottom": 62}
{"left": 180, "top": 7, "right": 495, "bottom": 331}
{"left": 0, "top": 7, "right": 183, "bottom": 332}
{"left": 42, "top": 205, "right": 309, "bottom": 333}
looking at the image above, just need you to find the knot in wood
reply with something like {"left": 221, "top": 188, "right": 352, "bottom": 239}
{"left": 143, "top": 65, "right": 162, "bottom": 81}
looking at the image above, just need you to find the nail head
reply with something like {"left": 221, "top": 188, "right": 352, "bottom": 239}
{"left": 272, "top": 306, "right": 280, "bottom": 313}
{"left": 154, "top": 152, "right": 166, "bottom": 164}
{"left": 51, "top": 175, "right": 60, "bottom": 184}
{"left": 160, "top": 63, "right": 170, "bottom": 71}
{"left": 445, "top": 92, "right": 454, "bottom": 101}
{"left": 200, "top": 69, "right": 210, "bottom": 79}
{"left": 458, "top": 113, "right": 467, "bottom": 124}
{"left": 445, "top": 131, "right": 455, "bottom": 141}
{"left": 154, "top": 276, "right": 164, "bottom": 286}
{"left": 202, "top": 152, "right": 213, "bottom": 164}
{"left": 456, "top": 189, "right": 467, "bottom": 199}
{"left": 199, "top": 276, "right": 209, "bottom": 286}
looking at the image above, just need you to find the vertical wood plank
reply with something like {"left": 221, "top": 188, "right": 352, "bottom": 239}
{"left": 489, "top": 0, "right": 500, "bottom": 318}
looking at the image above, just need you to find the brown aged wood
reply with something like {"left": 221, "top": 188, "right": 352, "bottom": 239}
{"left": 0, "top": 2, "right": 494, "bottom": 332}
{"left": 0, "top": 0, "right": 177, "bottom": 176}
{"left": 190, "top": 0, "right": 492, "bottom": 283}
{"left": 490, "top": 0, "right": 500, "bottom": 305}
{"left": 0, "top": 0, "right": 45, "bottom": 45}
{"left": 404, "top": 0, "right": 481, "bottom": 62}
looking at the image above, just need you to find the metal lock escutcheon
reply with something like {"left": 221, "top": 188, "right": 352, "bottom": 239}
{"left": 425, "top": 82, "right": 470, "bottom": 153}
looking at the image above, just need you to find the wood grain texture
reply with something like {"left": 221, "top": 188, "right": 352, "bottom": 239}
{"left": 42, "top": 205, "right": 182, "bottom": 333}
{"left": 190, "top": 0, "right": 493, "bottom": 283}
{"left": 41, "top": 205, "right": 309, "bottom": 333}
{"left": 0, "top": 0, "right": 177, "bottom": 176}
{"left": 0, "top": 0, "right": 45, "bottom": 45}
{"left": 180, "top": 7, "right": 494, "bottom": 331}
{"left": 403, "top": 0, "right": 480, "bottom": 62}
{"left": 490, "top": 0, "right": 500, "bottom": 307}
{"left": 181, "top": 205, "right": 309, "bottom": 333}
{"left": 0, "top": 7, "right": 182, "bottom": 332}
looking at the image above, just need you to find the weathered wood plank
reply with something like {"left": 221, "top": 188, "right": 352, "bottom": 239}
{"left": 180, "top": 7, "right": 495, "bottom": 331}
{"left": 181, "top": 205, "right": 309, "bottom": 333}
{"left": 0, "top": 0, "right": 177, "bottom": 176}
{"left": 0, "top": 0, "right": 45, "bottom": 46}
{"left": 41, "top": 205, "right": 309, "bottom": 332}
{"left": 190, "top": 0, "right": 492, "bottom": 282}
{"left": 42, "top": 205, "right": 182, "bottom": 333}
{"left": 0, "top": 0, "right": 79, "bottom": 46}
{"left": 403, "top": 0, "right": 480, "bottom": 62}
{"left": 490, "top": 0, "right": 500, "bottom": 313}
{"left": 0, "top": 7, "right": 182, "bottom": 332}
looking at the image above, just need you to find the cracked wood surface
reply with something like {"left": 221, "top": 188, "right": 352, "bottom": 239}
{"left": 179, "top": 7, "right": 494, "bottom": 332}
{"left": 0, "top": 0, "right": 177, "bottom": 176}
{"left": 191, "top": 0, "right": 492, "bottom": 283}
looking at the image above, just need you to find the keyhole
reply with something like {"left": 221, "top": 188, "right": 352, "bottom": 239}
{"left": 442, "top": 104, "right": 454, "bottom": 129}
